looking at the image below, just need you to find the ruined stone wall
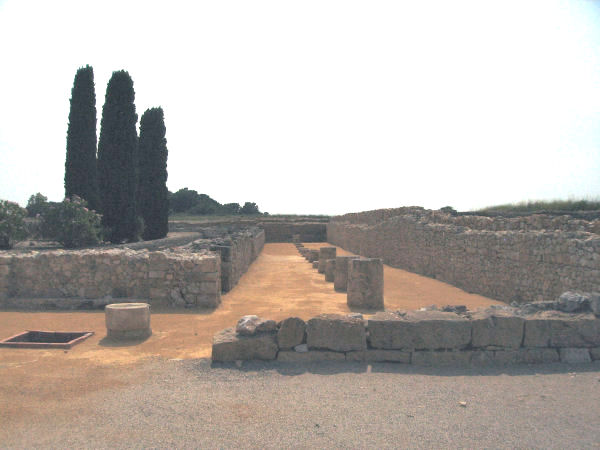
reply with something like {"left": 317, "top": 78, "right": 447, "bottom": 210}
{"left": 328, "top": 209, "right": 600, "bottom": 303}
{"left": 0, "top": 249, "right": 221, "bottom": 309}
{"left": 186, "top": 227, "right": 265, "bottom": 292}
{"left": 213, "top": 304, "right": 600, "bottom": 365}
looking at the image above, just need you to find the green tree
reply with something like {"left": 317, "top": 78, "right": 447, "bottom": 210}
{"left": 0, "top": 200, "right": 27, "bottom": 249}
{"left": 240, "top": 202, "right": 260, "bottom": 215}
{"left": 170, "top": 188, "right": 200, "bottom": 213}
{"left": 97, "top": 70, "right": 140, "bottom": 243}
{"left": 138, "top": 107, "right": 169, "bottom": 240}
{"left": 65, "top": 65, "right": 99, "bottom": 211}
{"left": 26, "top": 192, "right": 48, "bottom": 217}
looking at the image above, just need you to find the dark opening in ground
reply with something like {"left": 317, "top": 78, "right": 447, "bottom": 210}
{"left": 0, "top": 331, "right": 94, "bottom": 349}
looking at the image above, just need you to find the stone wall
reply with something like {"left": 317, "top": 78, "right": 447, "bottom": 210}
{"left": 0, "top": 249, "right": 220, "bottom": 309}
{"left": 212, "top": 299, "right": 600, "bottom": 365}
{"left": 327, "top": 208, "right": 600, "bottom": 303}
{"left": 183, "top": 227, "right": 265, "bottom": 292}
{"left": 171, "top": 219, "right": 327, "bottom": 243}
{"left": 0, "top": 226, "right": 267, "bottom": 309}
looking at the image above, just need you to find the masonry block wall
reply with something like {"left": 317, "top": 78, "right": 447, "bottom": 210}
{"left": 327, "top": 208, "right": 600, "bottom": 303}
{"left": 0, "top": 249, "right": 221, "bottom": 308}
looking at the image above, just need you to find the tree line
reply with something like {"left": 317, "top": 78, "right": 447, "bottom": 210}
{"left": 64, "top": 66, "right": 168, "bottom": 243}
{"left": 169, "top": 188, "right": 262, "bottom": 216}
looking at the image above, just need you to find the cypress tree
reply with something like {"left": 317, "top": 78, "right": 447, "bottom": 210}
{"left": 65, "top": 65, "right": 99, "bottom": 211}
{"left": 97, "top": 70, "right": 140, "bottom": 243}
{"left": 138, "top": 107, "right": 169, "bottom": 240}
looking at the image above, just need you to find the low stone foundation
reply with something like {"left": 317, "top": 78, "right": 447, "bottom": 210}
{"left": 212, "top": 295, "right": 600, "bottom": 366}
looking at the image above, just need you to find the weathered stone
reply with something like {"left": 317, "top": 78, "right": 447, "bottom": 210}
{"left": 347, "top": 258, "right": 384, "bottom": 309}
{"left": 346, "top": 350, "right": 411, "bottom": 363}
{"left": 558, "top": 291, "right": 590, "bottom": 313}
{"left": 318, "top": 247, "right": 336, "bottom": 274}
{"left": 294, "top": 343, "right": 308, "bottom": 353}
{"left": 236, "top": 315, "right": 276, "bottom": 335}
{"left": 333, "top": 256, "right": 360, "bottom": 292}
{"left": 590, "top": 347, "right": 600, "bottom": 360}
{"left": 471, "top": 309, "right": 524, "bottom": 349}
{"left": 324, "top": 259, "right": 336, "bottom": 282}
{"left": 494, "top": 348, "right": 560, "bottom": 364}
{"left": 277, "top": 317, "right": 306, "bottom": 350}
{"left": 306, "top": 314, "right": 366, "bottom": 352}
{"left": 308, "top": 249, "right": 320, "bottom": 263}
{"left": 277, "top": 350, "right": 345, "bottom": 362}
{"left": 236, "top": 315, "right": 260, "bottom": 336}
{"left": 212, "top": 328, "right": 278, "bottom": 361}
{"left": 105, "top": 302, "right": 151, "bottom": 340}
{"left": 590, "top": 293, "right": 600, "bottom": 316}
{"left": 412, "top": 350, "right": 472, "bottom": 366}
{"left": 368, "top": 310, "right": 471, "bottom": 350}
{"left": 559, "top": 347, "right": 592, "bottom": 364}
{"left": 523, "top": 312, "right": 600, "bottom": 347}
{"left": 312, "top": 261, "right": 319, "bottom": 269}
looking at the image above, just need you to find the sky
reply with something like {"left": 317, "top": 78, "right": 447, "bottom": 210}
{"left": 0, "top": 0, "right": 599, "bottom": 215}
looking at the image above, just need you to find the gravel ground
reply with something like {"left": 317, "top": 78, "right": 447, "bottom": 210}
{"left": 3, "top": 359, "right": 600, "bottom": 449}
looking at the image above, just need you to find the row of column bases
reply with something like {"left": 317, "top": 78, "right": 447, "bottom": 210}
{"left": 292, "top": 236, "right": 384, "bottom": 310}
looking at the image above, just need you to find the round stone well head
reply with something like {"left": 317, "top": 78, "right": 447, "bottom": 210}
{"left": 105, "top": 302, "right": 152, "bottom": 340}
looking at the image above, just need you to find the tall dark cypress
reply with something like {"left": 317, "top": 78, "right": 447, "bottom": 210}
{"left": 97, "top": 70, "right": 140, "bottom": 243}
{"left": 138, "top": 107, "right": 169, "bottom": 240}
{"left": 65, "top": 65, "right": 99, "bottom": 210}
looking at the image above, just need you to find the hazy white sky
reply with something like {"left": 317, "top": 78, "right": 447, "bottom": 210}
{"left": 0, "top": 0, "right": 599, "bottom": 215}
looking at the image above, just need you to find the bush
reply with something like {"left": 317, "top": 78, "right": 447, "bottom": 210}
{"left": 26, "top": 192, "right": 49, "bottom": 217}
{"left": 40, "top": 196, "right": 103, "bottom": 248}
{"left": 0, "top": 200, "right": 28, "bottom": 249}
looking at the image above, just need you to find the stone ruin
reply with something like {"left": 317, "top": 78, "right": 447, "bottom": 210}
{"left": 212, "top": 292, "right": 600, "bottom": 366}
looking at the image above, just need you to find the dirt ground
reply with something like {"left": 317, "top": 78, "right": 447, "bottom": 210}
{"left": 0, "top": 243, "right": 500, "bottom": 428}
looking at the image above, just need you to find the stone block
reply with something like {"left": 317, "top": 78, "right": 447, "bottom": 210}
{"left": 523, "top": 312, "right": 600, "bottom": 347}
{"left": 212, "top": 328, "right": 278, "bottom": 361}
{"left": 559, "top": 348, "right": 591, "bottom": 364}
{"left": 312, "top": 261, "right": 319, "bottom": 269}
{"left": 368, "top": 310, "right": 471, "bottom": 350}
{"left": 306, "top": 314, "right": 366, "bottom": 352}
{"left": 494, "top": 348, "right": 560, "bottom": 364}
{"left": 346, "top": 349, "right": 411, "bottom": 363}
{"left": 308, "top": 250, "right": 320, "bottom": 263}
{"left": 412, "top": 350, "right": 472, "bottom": 366}
{"left": 347, "top": 258, "right": 384, "bottom": 309}
{"left": 277, "top": 317, "right": 306, "bottom": 350}
{"left": 318, "top": 247, "right": 336, "bottom": 274}
{"left": 589, "top": 347, "right": 600, "bottom": 360}
{"left": 590, "top": 293, "right": 600, "bottom": 316}
{"left": 471, "top": 309, "right": 524, "bottom": 349}
{"left": 334, "top": 256, "right": 359, "bottom": 292}
{"left": 277, "top": 350, "right": 345, "bottom": 362}
{"left": 324, "top": 259, "right": 336, "bottom": 282}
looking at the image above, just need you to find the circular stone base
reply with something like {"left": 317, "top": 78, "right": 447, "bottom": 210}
{"left": 105, "top": 302, "right": 151, "bottom": 340}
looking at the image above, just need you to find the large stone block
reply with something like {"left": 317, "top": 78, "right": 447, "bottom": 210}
{"left": 559, "top": 348, "right": 591, "bottom": 364}
{"left": 277, "top": 317, "right": 306, "bottom": 350}
{"left": 471, "top": 309, "right": 524, "bottom": 349}
{"left": 333, "top": 256, "right": 359, "bottom": 292}
{"left": 318, "top": 247, "right": 336, "bottom": 274}
{"left": 523, "top": 312, "right": 600, "bottom": 347}
{"left": 324, "top": 259, "right": 336, "bottom": 282}
{"left": 306, "top": 314, "right": 366, "bottom": 352}
{"left": 277, "top": 350, "right": 345, "bottom": 362}
{"left": 347, "top": 258, "right": 384, "bottom": 309}
{"left": 308, "top": 249, "right": 320, "bottom": 263}
{"left": 412, "top": 350, "right": 472, "bottom": 366}
{"left": 212, "top": 328, "right": 278, "bottom": 361}
{"left": 368, "top": 311, "right": 471, "bottom": 350}
{"left": 472, "top": 348, "right": 560, "bottom": 365}
{"left": 346, "top": 349, "right": 411, "bottom": 363}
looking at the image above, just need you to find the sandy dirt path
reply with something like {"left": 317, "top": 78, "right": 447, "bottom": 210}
{"left": 0, "top": 243, "right": 500, "bottom": 429}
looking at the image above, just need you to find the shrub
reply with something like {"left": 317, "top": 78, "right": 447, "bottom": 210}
{"left": 26, "top": 192, "right": 49, "bottom": 217}
{"left": 40, "top": 196, "right": 102, "bottom": 248}
{"left": 0, "top": 200, "right": 28, "bottom": 249}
